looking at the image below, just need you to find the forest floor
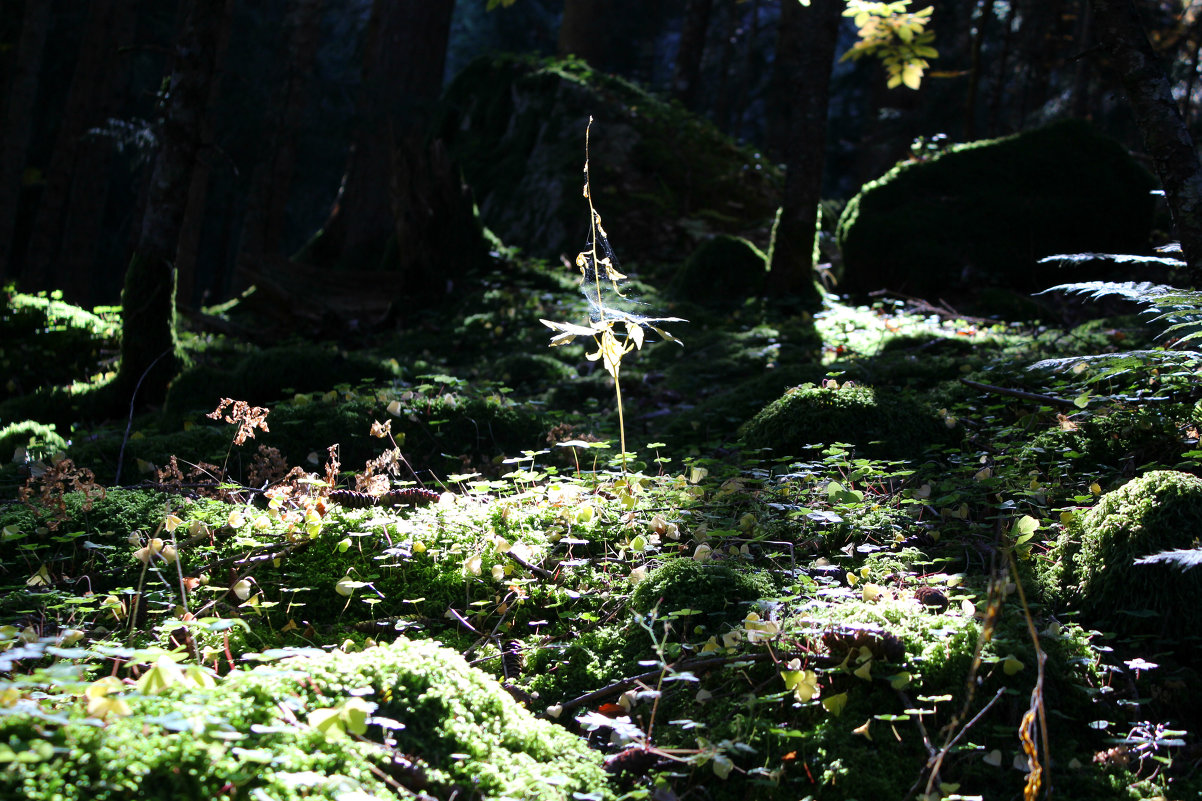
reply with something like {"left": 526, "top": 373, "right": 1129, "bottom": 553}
{"left": 1, "top": 254, "right": 1200, "bottom": 801}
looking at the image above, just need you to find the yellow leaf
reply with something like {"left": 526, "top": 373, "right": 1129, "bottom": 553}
{"left": 853, "top": 719, "right": 872, "bottom": 740}
{"left": 822, "top": 692, "right": 848, "bottom": 716}
{"left": 307, "top": 706, "right": 345, "bottom": 736}
{"left": 781, "top": 668, "right": 820, "bottom": 702}
{"left": 901, "top": 62, "right": 924, "bottom": 90}
{"left": 136, "top": 656, "right": 185, "bottom": 695}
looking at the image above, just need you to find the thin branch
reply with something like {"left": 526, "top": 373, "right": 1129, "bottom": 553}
{"left": 115, "top": 349, "right": 172, "bottom": 485}
{"left": 959, "top": 378, "right": 1078, "bottom": 408}
{"left": 558, "top": 651, "right": 783, "bottom": 716}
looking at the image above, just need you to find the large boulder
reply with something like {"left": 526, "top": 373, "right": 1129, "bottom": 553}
{"left": 1039, "top": 469, "right": 1202, "bottom": 638}
{"left": 836, "top": 118, "right": 1157, "bottom": 299}
{"left": 432, "top": 55, "right": 782, "bottom": 268}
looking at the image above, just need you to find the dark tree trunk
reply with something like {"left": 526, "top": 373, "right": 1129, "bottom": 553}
{"left": 294, "top": 0, "right": 486, "bottom": 316}
{"left": 114, "top": 0, "right": 229, "bottom": 406}
{"left": 0, "top": 0, "right": 52, "bottom": 282}
{"left": 964, "top": 0, "right": 995, "bottom": 140}
{"left": 1090, "top": 0, "right": 1202, "bottom": 284}
{"left": 237, "top": 0, "right": 324, "bottom": 278}
{"left": 25, "top": 0, "right": 138, "bottom": 305}
{"left": 305, "top": 0, "right": 454, "bottom": 266}
{"left": 766, "top": 0, "right": 841, "bottom": 306}
{"left": 174, "top": 0, "right": 233, "bottom": 308}
{"left": 557, "top": 0, "right": 609, "bottom": 67}
{"left": 671, "top": 0, "right": 713, "bottom": 110}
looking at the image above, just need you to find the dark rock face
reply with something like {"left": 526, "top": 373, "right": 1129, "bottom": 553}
{"left": 432, "top": 55, "right": 782, "bottom": 268}
{"left": 836, "top": 118, "right": 1158, "bottom": 299}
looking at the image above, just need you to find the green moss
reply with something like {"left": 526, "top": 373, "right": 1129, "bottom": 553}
{"left": 494, "top": 353, "right": 578, "bottom": 388}
{"left": 630, "top": 558, "right": 770, "bottom": 629}
{"left": 164, "top": 343, "right": 395, "bottom": 421}
{"left": 668, "top": 235, "right": 768, "bottom": 309}
{"left": 0, "top": 421, "right": 67, "bottom": 463}
{"left": 1039, "top": 470, "right": 1202, "bottom": 638}
{"left": 739, "top": 383, "right": 952, "bottom": 460}
{"left": 0, "top": 289, "right": 118, "bottom": 402}
{"left": 837, "top": 118, "right": 1156, "bottom": 301}
{"left": 1019, "top": 405, "right": 1193, "bottom": 477}
{"left": 0, "top": 639, "right": 610, "bottom": 801}
{"left": 434, "top": 54, "right": 781, "bottom": 267}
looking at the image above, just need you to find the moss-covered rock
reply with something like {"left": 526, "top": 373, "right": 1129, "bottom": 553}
{"left": 0, "top": 639, "right": 610, "bottom": 801}
{"left": 164, "top": 343, "right": 395, "bottom": 422}
{"left": 836, "top": 118, "right": 1156, "bottom": 300}
{"left": 739, "top": 383, "right": 952, "bottom": 460}
{"left": 1019, "top": 405, "right": 1196, "bottom": 478}
{"left": 0, "top": 420, "right": 68, "bottom": 463}
{"left": 630, "top": 557, "right": 771, "bottom": 629}
{"left": 1039, "top": 470, "right": 1202, "bottom": 637}
{"left": 0, "top": 289, "right": 118, "bottom": 402}
{"left": 433, "top": 54, "right": 782, "bottom": 267}
{"left": 668, "top": 235, "right": 768, "bottom": 309}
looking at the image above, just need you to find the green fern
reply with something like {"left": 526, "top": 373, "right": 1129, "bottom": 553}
{"left": 1031, "top": 273, "right": 1202, "bottom": 375}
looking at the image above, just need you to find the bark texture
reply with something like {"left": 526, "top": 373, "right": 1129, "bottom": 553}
{"left": 671, "top": 0, "right": 713, "bottom": 110}
{"left": 557, "top": 0, "right": 609, "bottom": 67}
{"left": 0, "top": 1, "right": 52, "bottom": 280}
{"left": 1090, "top": 0, "right": 1202, "bottom": 285}
{"left": 116, "top": 0, "right": 228, "bottom": 405}
{"left": 766, "top": 0, "right": 841, "bottom": 306}
{"left": 237, "top": 0, "right": 325, "bottom": 278}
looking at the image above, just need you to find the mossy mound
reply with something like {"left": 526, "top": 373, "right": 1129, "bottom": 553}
{"left": 668, "top": 235, "right": 768, "bottom": 309}
{"left": 836, "top": 118, "right": 1156, "bottom": 300}
{"left": 0, "top": 289, "right": 118, "bottom": 402}
{"left": 164, "top": 343, "right": 395, "bottom": 422}
{"left": 1039, "top": 470, "right": 1202, "bottom": 638}
{"left": 1019, "top": 405, "right": 1196, "bottom": 477}
{"left": 0, "top": 420, "right": 68, "bottom": 462}
{"left": 739, "top": 383, "right": 952, "bottom": 460}
{"left": 494, "top": 352, "right": 578, "bottom": 389}
{"left": 0, "top": 639, "right": 610, "bottom": 801}
{"left": 630, "top": 557, "right": 771, "bottom": 629}
{"left": 433, "top": 54, "right": 781, "bottom": 267}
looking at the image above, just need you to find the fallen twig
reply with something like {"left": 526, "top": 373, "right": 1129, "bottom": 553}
{"left": 959, "top": 378, "right": 1077, "bottom": 408}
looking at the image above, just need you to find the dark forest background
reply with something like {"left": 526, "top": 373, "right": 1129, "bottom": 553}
{"left": 3, "top": 0, "right": 1200, "bottom": 315}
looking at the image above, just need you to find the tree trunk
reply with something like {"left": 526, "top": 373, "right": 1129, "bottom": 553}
{"left": 964, "top": 0, "right": 995, "bottom": 140}
{"left": 114, "top": 0, "right": 229, "bottom": 407}
{"left": 174, "top": 0, "right": 234, "bottom": 308}
{"left": 0, "top": 0, "right": 52, "bottom": 282}
{"left": 25, "top": 0, "right": 138, "bottom": 305}
{"left": 766, "top": 0, "right": 841, "bottom": 306}
{"left": 237, "top": 0, "right": 324, "bottom": 279}
{"left": 1090, "top": 0, "right": 1202, "bottom": 285}
{"left": 671, "top": 0, "right": 713, "bottom": 110}
{"left": 557, "top": 0, "right": 609, "bottom": 67}
{"left": 293, "top": 0, "right": 486, "bottom": 316}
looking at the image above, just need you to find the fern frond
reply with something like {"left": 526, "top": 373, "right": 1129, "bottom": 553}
{"left": 1038, "top": 252, "right": 1185, "bottom": 270}
{"left": 1133, "top": 548, "right": 1202, "bottom": 571}
{"left": 1029, "top": 349, "right": 1202, "bottom": 374}
{"left": 1036, "top": 280, "right": 1177, "bottom": 305}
